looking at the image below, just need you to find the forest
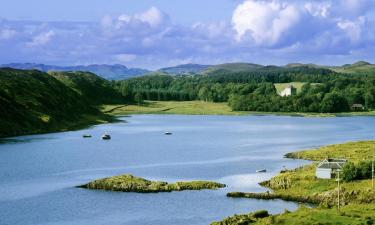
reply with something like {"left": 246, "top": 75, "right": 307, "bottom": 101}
{"left": 115, "top": 66, "right": 375, "bottom": 113}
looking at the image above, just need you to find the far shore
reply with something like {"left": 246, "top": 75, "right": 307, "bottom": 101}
{"left": 102, "top": 100, "right": 375, "bottom": 117}
{"left": 2, "top": 101, "right": 375, "bottom": 139}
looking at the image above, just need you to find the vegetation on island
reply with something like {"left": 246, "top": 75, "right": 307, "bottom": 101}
{"left": 214, "top": 140, "right": 375, "bottom": 225}
{"left": 78, "top": 174, "right": 226, "bottom": 193}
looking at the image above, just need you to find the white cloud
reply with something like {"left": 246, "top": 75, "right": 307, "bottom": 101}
{"left": 232, "top": 0, "right": 301, "bottom": 46}
{"left": 102, "top": 7, "right": 168, "bottom": 33}
{"left": 27, "top": 30, "right": 55, "bottom": 47}
{"left": 1, "top": 2, "right": 375, "bottom": 68}
{"left": 337, "top": 17, "right": 365, "bottom": 42}
{"left": 134, "top": 7, "right": 166, "bottom": 28}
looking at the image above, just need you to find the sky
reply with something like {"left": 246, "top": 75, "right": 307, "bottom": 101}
{"left": 1, "top": 0, "right": 375, "bottom": 69}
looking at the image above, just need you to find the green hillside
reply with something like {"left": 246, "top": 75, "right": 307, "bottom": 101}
{"left": 0, "top": 68, "right": 120, "bottom": 138}
{"left": 49, "top": 71, "right": 124, "bottom": 104}
{"left": 331, "top": 61, "right": 375, "bottom": 75}
{"left": 202, "top": 63, "right": 263, "bottom": 75}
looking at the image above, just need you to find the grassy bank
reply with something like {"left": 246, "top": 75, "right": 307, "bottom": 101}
{"left": 215, "top": 140, "right": 375, "bottom": 225}
{"left": 102, "top": 101, "right": 375, "bottom": 117}
{"left": 212, "top": 204, "right": 375, "bottom": 225}
{"left": 79, "top": 174, "right": 226, "bottom": 193}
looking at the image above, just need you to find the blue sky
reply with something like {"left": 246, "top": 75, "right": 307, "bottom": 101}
{"left": 0, "top": 0, "right": 239, "bottom": 23}
{"left": 1, "top": 0, "right": 375, "bottom": 69}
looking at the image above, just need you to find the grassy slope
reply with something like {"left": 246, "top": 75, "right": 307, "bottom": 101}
{"left": 0, "top": 68, "right": 119, "bottom": 138}
{"left": 79, "top": 174, "right": 226, "bottom": 193}
{"left": 331, "top": 61, "right": 375, "bottom": 75}
{"left": 274, "top": 82, "right": 306, "bottom": 94}
{"left": 216, "top": 140, "right": 375, "bottom": 225}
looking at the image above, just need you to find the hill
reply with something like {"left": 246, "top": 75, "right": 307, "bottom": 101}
{"left": 159, "top": 64, "right": 210, "bottom": 75}
{"left": 0, "top": 68, "right": 121, "bottom": 138}
{"left": 330, "top": 61, "right": 375, "bottom": 75}
{"left": 0, "top": 63, "right": 150, "bottom": 80}
{"left": 49, "top": 71, "right": 123, "bottom": 104}
{"left": 202, "top": 63, "right": 264, "bottom": 75}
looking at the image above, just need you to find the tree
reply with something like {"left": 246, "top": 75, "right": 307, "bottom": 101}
{"left": 342, "top": 162, "right": 358, "bottom": 182}
{"left": 198, "top": 87, "right": 209, "bottom": 102}
{"left": 320, "top": 93, "right": 349, "bottom": 113}
{"left": 134, "top": 92, "right": 143, "bottom": 105}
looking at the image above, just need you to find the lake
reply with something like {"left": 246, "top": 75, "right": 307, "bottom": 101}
{"left": 1, "top": 115, "right": 375, "bottom": 225}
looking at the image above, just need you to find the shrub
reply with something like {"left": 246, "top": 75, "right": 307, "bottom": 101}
{"left": 342, "top": 161, "right": 373, "bottom": 182}
{"left": 253, "top": 210, "right": 270, "bottom": 219}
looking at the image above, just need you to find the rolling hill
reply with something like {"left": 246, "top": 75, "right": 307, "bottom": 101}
{"left": 0, "top": 68, "right": 123, "bottom": 138}
{"left": 49, "top": 71, "right": 124, "bottom": 104}
{"left": 330, "top": 61, "right": 375, "bottom": 75}
{"left": 201, "top": 63, "right": 264, "bottom": 75}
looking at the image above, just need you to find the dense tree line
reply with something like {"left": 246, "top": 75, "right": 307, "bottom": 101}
{"left": 114, "top": 66, "right": 375, "bottom": 113}
{"left": 342, "top": 161, "right": 373, "bottom": 182}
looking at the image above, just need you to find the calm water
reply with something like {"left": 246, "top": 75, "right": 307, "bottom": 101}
{"left": 1, "top": 115, "right": 375, "bottom": 225}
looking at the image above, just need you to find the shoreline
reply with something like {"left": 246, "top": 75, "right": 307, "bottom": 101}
{"left": 103, "top": 101, "right": 375, "bottom": 118}
{"left": 212, "top": 140, "right": 375, "bottom": 224}
{"left": 0, "top": 112, "right": 120, "bottom": 140}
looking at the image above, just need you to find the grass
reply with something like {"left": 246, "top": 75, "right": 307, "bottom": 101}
{"left": 219, "top": 140, "right": 375, "bottom": 225}
{"left": 211, "top": 205, "right": 375, "bottom": 225}
{"left": 102, "top": 101, "right": 247, "bottom": 116}
{"left": 274, "top": 82, "right": 322, "bottom": 95}
{"left": 274, "top": 82, "right": 307, "bottom": 94}
{"left": 286, "top": 140, "right": 375, "bottom": 162}
{"left": 79, "top": 174, "right": 226, "bottom": 193}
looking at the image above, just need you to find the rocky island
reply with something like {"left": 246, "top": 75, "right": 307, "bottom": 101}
{"left": 78, "top": 174, "right": 226, "bottom": 193}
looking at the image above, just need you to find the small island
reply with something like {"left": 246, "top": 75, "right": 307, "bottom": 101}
{"left": 78, "top": 174, "right": 226, "bottom": 193}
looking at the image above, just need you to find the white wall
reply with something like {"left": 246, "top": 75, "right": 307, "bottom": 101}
{"left": 316, "top": 168, "right": 332, "bottom": 179}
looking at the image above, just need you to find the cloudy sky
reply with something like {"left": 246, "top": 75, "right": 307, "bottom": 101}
{"left": 1, "top": 0, "right": 375, "bottom": 69}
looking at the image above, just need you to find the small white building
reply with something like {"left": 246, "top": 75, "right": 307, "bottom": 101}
{"left": 316, "top": 158, "right": 347, "bottom": 179}
{"left": 279, "top": 85, "right": 297, "bottom": 97}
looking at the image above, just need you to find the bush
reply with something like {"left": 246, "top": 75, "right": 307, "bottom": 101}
{"left": 342, "top": 161, "right": 373, "bottom": 182}
{"left": 253, "top": 210, "right": 269, "bottom": 218}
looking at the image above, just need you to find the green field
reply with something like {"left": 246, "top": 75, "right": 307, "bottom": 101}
{"left": 274, "top": 82, "right": 306, "bottom": 94}
{"left": 274, "top": 82, "right": 322, "bottom": 95}
{"left": 102, "top": 101, "right": 247, "bottom": 116}
{"left": 215, "top": 140, "right": 375, "bottom": 225}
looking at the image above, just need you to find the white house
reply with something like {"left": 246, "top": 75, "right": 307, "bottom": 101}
{"left": 316, "top": 158, "right": 347, "bottom": 179}
{"left": 279, "top": 85, "right": 297, "bottom": 97}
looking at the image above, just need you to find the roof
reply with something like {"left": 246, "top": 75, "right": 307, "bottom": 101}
{"left": 317, "top": 162, "right": 343, "bottom": 169}
{"left": 317, "top": 158, "right": 347, "bottom": 169}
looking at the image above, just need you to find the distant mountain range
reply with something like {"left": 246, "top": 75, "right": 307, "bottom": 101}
{"left": 2, "top": 61, "right": 375, "bottom": 80}
{"left": 0, "top": 63, "right": 150, "bottom": 80}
